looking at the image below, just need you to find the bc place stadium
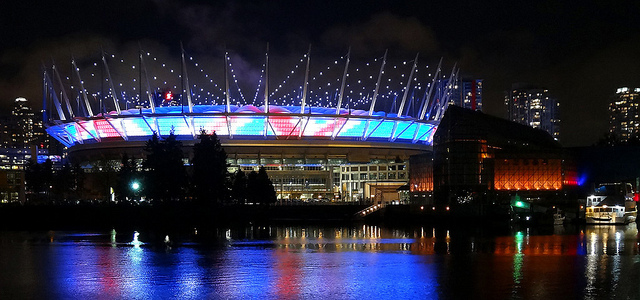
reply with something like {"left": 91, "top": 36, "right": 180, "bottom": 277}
{"left": 42, "top": 47, "right": 478, "bottom": 203}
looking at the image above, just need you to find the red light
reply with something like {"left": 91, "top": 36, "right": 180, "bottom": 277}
{"left": 634, "top": 193, "right": 639, "bottom": 202}
{"left": 164, "top": 91, "right": 172, "bottom": 101}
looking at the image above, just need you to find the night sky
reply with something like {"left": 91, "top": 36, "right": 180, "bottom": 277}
{"left": 1, "top": 0, "right": 640, "bottom": 146}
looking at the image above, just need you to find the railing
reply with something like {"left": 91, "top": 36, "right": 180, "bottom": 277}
{"left": 355, "top": 203, "right": 384, "bottom": 217}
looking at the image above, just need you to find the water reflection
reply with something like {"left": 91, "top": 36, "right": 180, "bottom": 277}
{"left": 0, "top": 224, "right": 639, "bottom": 298}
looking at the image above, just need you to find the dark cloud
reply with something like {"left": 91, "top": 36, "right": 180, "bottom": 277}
{"left": 321, "top": 13, "right": 439, "bottom": 57}
{"left": 1, "top": 0, "right": 640, "bottom": 146}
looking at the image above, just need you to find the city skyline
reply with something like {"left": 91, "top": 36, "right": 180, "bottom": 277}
{"left": 1, "top": 1, "right": 640, "bottom": 146}
{"left": 505, "top": 84, "right": 560, "bottom": 141}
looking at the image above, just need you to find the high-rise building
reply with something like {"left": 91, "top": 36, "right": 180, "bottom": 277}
{"left": 450, "top": 79, "right": 483, "bottom": 111}
{"left": 0, "top": 97, "right": 48, "bottom": 149}
{"left": 609, "top": 87, "right": 640, "bottom": 143}
{"left": 505, "top": 84, "right": 560, "bottom": 141}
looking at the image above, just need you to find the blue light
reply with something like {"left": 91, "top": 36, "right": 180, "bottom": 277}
{"left": 46, "top": 105, "right": 438, "bottom": 147}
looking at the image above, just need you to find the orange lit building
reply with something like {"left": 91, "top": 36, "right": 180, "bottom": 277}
{"left": 409, "top": 152, "right": 434, "bottom": 204}
{"left": 418, "top": 106, "right": 578, "bottom": 213}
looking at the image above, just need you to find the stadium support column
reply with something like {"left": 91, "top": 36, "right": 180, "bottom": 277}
{"left": 435, "top": 64, "right": 458, "bottom": 120}
{"left": 52, "top": 62, "right": 75, "bottom": 119}
{"left": 139, "top": 48, "right": 156, "bottom": 114}
{"left": 44, "top": 70, "right": 66, "bottom": 121}
{"left": 224, "top": 50, "right": 233, "bottom": 138}
{"left": 363, "top": 50, "right": 387, "bottom": 141}
{"left": 72, "top": 57, "right": 94, "bottom": 117}
{"left": 180, "top": 43, "right": 194, "bottom": 114}
{"left": 332, "top": 48, "right": 350, "bottom": 140}
{"left": 181, "top": 43, "right": 196, "bottom": 138}
{"left": 264, "top": 43, "right": 270, "bottom": 138}
{"left": 42, "top": 66, "right": 48, "bottom": 122}
{"left": 413, "top": 57, "right": 442, "bottom": 143}
{"left": 299, "top": 45, "right": 311, "bottom": 138}
{"left": 102, "top": 50, "right": 122, "bottom": 115}
{"left": 391, "top": 53, "right": 418, "bottom": 141}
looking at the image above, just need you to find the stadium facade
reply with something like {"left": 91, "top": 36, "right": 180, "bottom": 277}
{"left": 42, "top": 48, "right": 458, "bottom": 203}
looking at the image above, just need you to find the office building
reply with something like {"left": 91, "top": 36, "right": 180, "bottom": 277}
{"left": 608, "top": 87, "right": 640, "bottom": 143}
{"left": 505, "top": 85, "right": 560, "bottom": 141}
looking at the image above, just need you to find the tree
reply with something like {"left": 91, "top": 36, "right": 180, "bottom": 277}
{"left": 257, "top": 167, "right": 277, "bottom": 205}
{"left": 246, "top": 167, "right": 277, "bottom": 205}
{"left": 191, "top": 130, "right": 229, "bottom": 204}
{"left": 52, "top": 163, "right": 72, "bottom": 202}
{"left": 246, "top": 170, "right": 259, "bottom": 204}
{"left": 231, "top": 169, "right": 247, "bottom": 204}
{"left": 115, "top": 154, "right": 139, "bottom": 201}
{"left": 142, "top": 131, "right": 187, "bottom": 202}
{"left": 595, "top": 132, "right": 620, "bottom": 146}
{"left": 92, "top": 160, "right": 117, "bottom": 202}
{"left": 25, "top": 159, "right": 53, "bottom": 203}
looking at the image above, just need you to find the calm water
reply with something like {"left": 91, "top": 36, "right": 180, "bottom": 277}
{"left": 1, "top": 224, "right": 640, "bottom": 299}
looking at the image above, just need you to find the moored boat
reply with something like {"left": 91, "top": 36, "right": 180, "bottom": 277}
{"left": 585, "top": 183, "right": 637, "bottom": 224}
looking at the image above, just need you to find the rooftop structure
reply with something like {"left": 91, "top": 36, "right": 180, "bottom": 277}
{"left": 42, "top": 47, "right": 459, "bottom": 202}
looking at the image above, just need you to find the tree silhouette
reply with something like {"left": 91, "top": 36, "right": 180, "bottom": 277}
{"left": 231, "top": 169, "right": 247, "bottom": 204}
{"left": 246, "top": 170, "right": 259, "bottom": 204}
{"left": 25, "top": 158, "right": 53, "bottom": 203}
{"left": 115, "top": 154, "right": 139, "bottom": 201}
{"left": 257, "top": 167, "right": 277, "bottom": 205}
{"left": 192, "top": 130, "right": 229, "bottom": 204}
{"left": 246, "top": 167, "right": 277, "bottom": 205}
{"left": 142, "top": 131, "right": 186, "bottom": 202}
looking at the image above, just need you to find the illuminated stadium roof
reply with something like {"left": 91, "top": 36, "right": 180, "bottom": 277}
{"left": 42, "top": 48, "right": 458, "bottom": 150}
{"left": 45, "top": 105, "right": 438, "bottom": 147}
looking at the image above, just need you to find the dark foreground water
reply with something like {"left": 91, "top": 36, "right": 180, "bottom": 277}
{"left": 1, "top": 224, "right": 640, "bottom": 299}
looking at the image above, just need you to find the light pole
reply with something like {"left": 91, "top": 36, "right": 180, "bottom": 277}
{"left": 131, "top": 181, "right": 140, "bottom": 202}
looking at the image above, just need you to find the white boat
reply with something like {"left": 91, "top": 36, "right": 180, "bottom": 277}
{"left": 585, "top": 183, "right": 637, "bottom": 224}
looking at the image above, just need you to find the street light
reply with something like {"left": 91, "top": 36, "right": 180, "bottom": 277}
{"left": 130, "top": 181, "right": 141, "bottom": 202}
